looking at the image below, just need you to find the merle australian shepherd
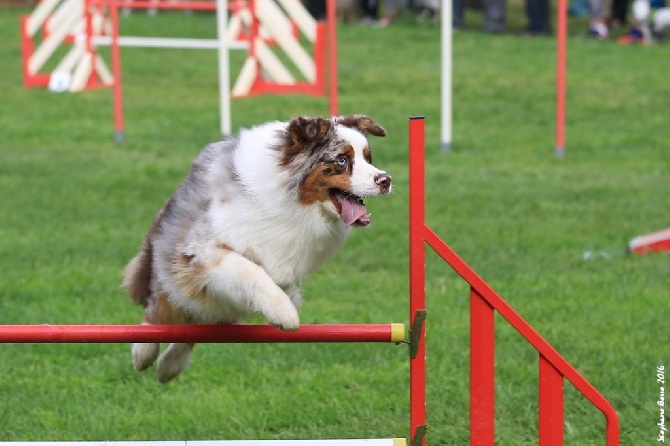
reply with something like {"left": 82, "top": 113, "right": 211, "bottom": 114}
{"left": 122, "top": 115, "right": 392, "bottom": 383}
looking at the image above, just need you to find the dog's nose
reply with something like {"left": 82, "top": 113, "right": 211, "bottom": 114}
{"left": 374, "top": 173, "right": 392, "bottom": 191}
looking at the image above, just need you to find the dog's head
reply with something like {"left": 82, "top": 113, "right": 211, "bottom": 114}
{"left": 278, "top": 114, "right": 392, "bottom": 227}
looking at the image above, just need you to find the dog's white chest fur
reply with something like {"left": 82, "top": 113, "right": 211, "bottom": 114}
{"left": 208, "top": 121, "right": 351, "bottom": 286}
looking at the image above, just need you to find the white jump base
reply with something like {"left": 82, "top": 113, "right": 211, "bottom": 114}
{"left": 1, "top": 441, "right": 406, "bottom": 446}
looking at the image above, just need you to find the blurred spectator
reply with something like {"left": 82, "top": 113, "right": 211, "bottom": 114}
{"left": 359, "top": 0, "right": 381, "bottom": 22}
{"left": 521, "top": 0, "right": 550, "bottom": 35}
{"left": 617, "top": 0, "right": 668, "bottom": 43}
{"left": 569, "top": 0, "right": 590, "bottom": 16}
{"left": 415, "top": 0, "right": 439, "bottom": 20}
{"left": 609, "top": 0, "right": 630, "bottom": 26}
{"left": 587, "top": 0, "right": 609, "bottom": 37}
{"left": 483, "top": 0, "right": 507, "bottom": 32}
{"left": 378, "top": 0, "right": 405, "bottom": 25}
{"left": 453, "top": 0, "right": 466, "bottom": 27}
{"left": 452, "top": 0, "right": 506, "bottom": 32}
{"left": 304, "top": 0, "right": 326, "bottom": 19}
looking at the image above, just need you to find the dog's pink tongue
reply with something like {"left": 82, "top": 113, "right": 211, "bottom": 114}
{"left": 335, "top": 194, "right": 369, "bottom": 227}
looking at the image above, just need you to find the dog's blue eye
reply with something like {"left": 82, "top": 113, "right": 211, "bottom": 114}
{"left": 337, "top": 156, "right": 347, "bottom": 165}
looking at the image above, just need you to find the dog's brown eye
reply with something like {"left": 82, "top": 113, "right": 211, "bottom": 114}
{"left": 337, "top": 156, "right": 347, "bottom": 165}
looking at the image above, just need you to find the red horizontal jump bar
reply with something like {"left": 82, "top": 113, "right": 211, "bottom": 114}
{"left": 0, "top": 324, "right": 405, "bottom": 344}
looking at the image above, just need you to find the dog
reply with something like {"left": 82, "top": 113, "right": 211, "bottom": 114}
{"left": 122, "top": 115, "right": 392, "bottom": 383}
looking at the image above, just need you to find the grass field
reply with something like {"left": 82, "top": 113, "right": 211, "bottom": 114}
{"left": 1, "top": 3, "right": 669, "bottom": 444}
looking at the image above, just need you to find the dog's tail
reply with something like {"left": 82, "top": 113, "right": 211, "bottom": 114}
{"left": 122, "top": 199, "right": 175, "bottom": 307}
{"left": 121, "top": 239, "right": 153, "bottom": 308}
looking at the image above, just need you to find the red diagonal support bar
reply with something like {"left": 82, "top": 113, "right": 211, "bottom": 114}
{"left": 0, "top": 324, "right": 405, "bottom": 344}
{"left": 539, "top": 354, "right": 565, "bottom": 445}
{"left": 470, "top": 288, "right": 495, "bottom": 445}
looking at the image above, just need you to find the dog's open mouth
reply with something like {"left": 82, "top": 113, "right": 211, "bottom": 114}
{"left": 330, "top": 189, "right": 370, "bottom": 227}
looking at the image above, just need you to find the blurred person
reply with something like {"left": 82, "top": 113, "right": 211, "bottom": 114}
{"left": 453, "top": 0, "right": 466, "bottom": 27}
{"left": 378, "top": 0, "right": 406, "bottom": 25}
{"left": 587, "top": 0, "right": 609, "bottom": 37}
{"left": 483, "top": 0, "right": 507, "bottom": 32}
{"left": 609, "top": 0, "right": 630, "bottom": 27}
{"left": 569, "top": 0, "right": 590, "bottom": 17}
{"left": 452, "top": 0, "right": 507, "bottom": 32}
{"left": 415, "top": 0, "right": 439, "bottom": 20}
{"left": 359, "top": 0, "right": 381, "bottom": 22}
{"left": 521, "top": 0, "right": 550, "bottom": 35}
{"left": 618, "top": 0, "right": 670, "bottom": 43}
{"left": 304, "top": 0, "right": 326, "bottom": 19}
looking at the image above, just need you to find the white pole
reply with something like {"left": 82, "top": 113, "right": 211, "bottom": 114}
{"left": 217, "top": 0, "right": 232, "bottom": 137}
{"left": 441, "top": 0, "right": 452, "bottom": 153}
{"left": 93, "top": 36, "right": 249, "bottom": 50}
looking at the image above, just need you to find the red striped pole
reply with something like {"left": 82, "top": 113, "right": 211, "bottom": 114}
{"left": 0, "top": 324, "right": 405, "bottom": 344}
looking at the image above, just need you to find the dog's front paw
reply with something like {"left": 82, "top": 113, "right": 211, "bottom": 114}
{"left": 265, "top": 303, "right": 300, "bottom": 331}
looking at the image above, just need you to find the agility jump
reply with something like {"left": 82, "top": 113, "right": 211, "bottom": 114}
{"left": 19, "top": 0, "right": 339, "bottom": 140}
{"left": 628, "top": 227, "right": 670, "bottom": 254}
{"left": 20, "top": 0, "right": 114, "bottom": 92}
{"left": 0, "top": 117, "right": 619, "bottom": 445}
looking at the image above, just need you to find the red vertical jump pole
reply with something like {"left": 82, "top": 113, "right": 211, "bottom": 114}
{"left": 84, "top": 0, "right": 94, "bottom": 76}
{"left": 409, "top": 116, "right": 427, "bottom": 446}
{"left": 109, "top": 0, "right": 125, "bottom": 143}
{"left": 249, "top": 0, "right": 261, "bottom": 89}
{"left": 470, "top": 287, "right": 495, "bottom": 445}
{"left": 538, "top": 355, "right": 565, "bottom": 445}
{"left": 20, "top": 16, "right": 33, "bottom": 88}
{"left": 555, "top": 0, "right": 567, "bottom": 157}
{"left": 325, "top": 0, "right": 338, "bottom": 116}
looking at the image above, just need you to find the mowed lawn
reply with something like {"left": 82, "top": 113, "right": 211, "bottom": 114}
{"left": 0, "top": 4, "right": 669, "bottom": 444}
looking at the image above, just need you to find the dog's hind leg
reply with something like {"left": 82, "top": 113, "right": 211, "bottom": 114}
{"left": 156, "top": 342, "right": 195, "bottom": 383}
{"left": 131, "top": 316, "right": 160, "bottom": 371}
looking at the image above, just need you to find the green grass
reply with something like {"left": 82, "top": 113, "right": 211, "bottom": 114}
{"left": 1, "top": 4, "right": 669, "bottom": 444}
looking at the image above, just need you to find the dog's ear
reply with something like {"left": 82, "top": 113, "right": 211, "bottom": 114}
{"left": 288, "top": 116, "right": 333, "bottom": 146}
{"left": 281, "top": 116, "right": 334, "bottom": 166}
{"left": 334, "top": 114, "right": 386, "bottom": 137}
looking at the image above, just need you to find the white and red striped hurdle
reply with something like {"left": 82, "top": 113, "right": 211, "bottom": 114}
{"left": 0, "top": 118, "right": 620, "bottom": 445}
{"left": 628, "top": 227, "right": 670, "bottom": 254}
{"left": 19, "top": 0, "right": 338, "bottom": 141}
{"left": 20, "top": 0, "right": 114, "bottom": 92}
